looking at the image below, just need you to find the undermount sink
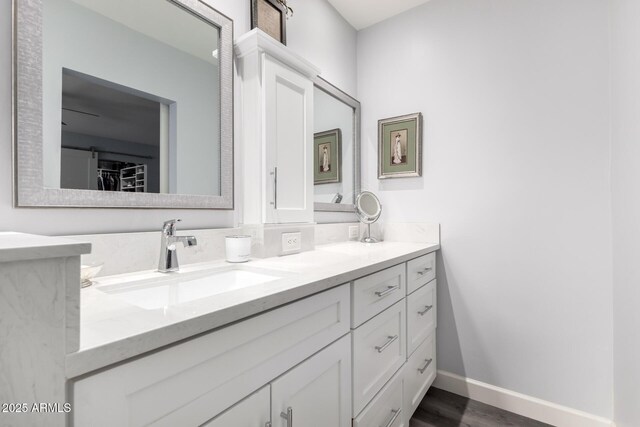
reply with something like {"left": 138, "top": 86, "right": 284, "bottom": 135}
{"left": 95, "top": 266, "right": 284, "bottom": 310}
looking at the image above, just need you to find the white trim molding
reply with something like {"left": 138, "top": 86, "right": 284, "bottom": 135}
{"left": 433, "top": 370, "right": 614, "bottom": 427}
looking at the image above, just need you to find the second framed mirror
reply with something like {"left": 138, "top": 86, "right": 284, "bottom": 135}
{"left": 313, "top": 77, "right": 361, "bottom": 213}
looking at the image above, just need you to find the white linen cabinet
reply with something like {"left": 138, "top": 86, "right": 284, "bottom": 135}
{"left": 235, "top": 29, "right": 319, "bottom": 225}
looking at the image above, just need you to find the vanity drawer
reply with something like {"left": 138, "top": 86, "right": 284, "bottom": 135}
{"left": 404, "top": 332, "right": 436, "bottom": 420}
{"left": 407, "top": 253, "right": 436, "bottom": 294}
{"left": 353, "top": 367, "right": 405, "bottom": 427}
{"left": 351, "top": 263, "right": 406, "bottom": 328}
{"left": 72, "top": 284, "right": 350, "bottom": 427}
{"left": 407, "top": 280, "right": 437, "bottom": 356}
{"left": 352, "top": 299, "right": 406, "bottom": 416}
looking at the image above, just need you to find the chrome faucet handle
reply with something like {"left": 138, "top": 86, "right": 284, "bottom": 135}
{"left": 162, "top": 219, "right": 181, "bottom": 236}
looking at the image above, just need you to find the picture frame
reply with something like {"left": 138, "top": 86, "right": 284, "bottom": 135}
{"left": 378, "top": 112, "right": 423, "bottom": 179}
{"left": 314, "top": 129, "right": 342, "bottom": 185}
{"left": 251, "top": 0, "right": 287, "bottom": 45}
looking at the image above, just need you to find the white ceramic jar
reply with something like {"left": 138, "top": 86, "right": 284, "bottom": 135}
{"left": 225, "top": 235, "right": 252, "bottom": 263}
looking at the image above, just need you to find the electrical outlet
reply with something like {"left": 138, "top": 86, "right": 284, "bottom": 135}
{"left": 282, "top": 232, "right": 301, "bottom": 253}
{"left": 348, "top": 226, "right": 359, "bottom": 240}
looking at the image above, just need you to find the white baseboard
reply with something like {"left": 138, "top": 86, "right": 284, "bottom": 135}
{"left": 433, "top": 370, "right": 614, "bottom": 427}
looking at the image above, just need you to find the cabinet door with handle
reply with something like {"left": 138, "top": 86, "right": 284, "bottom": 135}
{"left": 264, "top": 55, "right": 314, "bottom": 224}
{"left": 271, "top": 334, "right": 351, "bottom": 427}
{"left": 202, "top": 385, "right": 270, "bottom": 427}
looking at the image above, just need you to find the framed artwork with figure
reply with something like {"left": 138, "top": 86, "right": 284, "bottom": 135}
{"left": 378, "top": 112, "right": 423, "bottom": 179}
{"left": 314, "top": 129, "right": 342, "bottom": 184}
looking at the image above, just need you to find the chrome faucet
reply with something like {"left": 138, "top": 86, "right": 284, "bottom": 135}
{"left": 158, "top": 219, "right": 197, "bottom": 273}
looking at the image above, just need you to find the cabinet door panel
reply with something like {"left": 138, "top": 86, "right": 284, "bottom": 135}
{"left": 271, "top": 334, "right": 351, "bottom": 427}
{"left": 264, "top": 56, "right": 314, "bottom": 224}
{"left": 202, "top": 385, "right": 270, "bottom": 427}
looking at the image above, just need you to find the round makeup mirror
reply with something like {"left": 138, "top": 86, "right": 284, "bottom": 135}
{"left": 355, "top": 191, "right": 382, "bottom": 243}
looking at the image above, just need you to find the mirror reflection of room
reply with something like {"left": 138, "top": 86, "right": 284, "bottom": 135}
{"left": 313, "top": 85, "right": 354, "bottom": 205}
{"left": 45, "top": 0, "right": 222, "bottom": 196}
{"left": 61, "top": 70, "right": 161, "bottom": 193}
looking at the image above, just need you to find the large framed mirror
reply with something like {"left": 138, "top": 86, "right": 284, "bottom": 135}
{"left": 13, "top": 0, "right": 233, "bottom": 208}
{"left": 313, "top": 77, "right": 361, "bottom": 212}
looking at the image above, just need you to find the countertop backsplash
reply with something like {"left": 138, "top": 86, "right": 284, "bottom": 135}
{"left": 65, "top": 222, "right": 440, "bottom": 278}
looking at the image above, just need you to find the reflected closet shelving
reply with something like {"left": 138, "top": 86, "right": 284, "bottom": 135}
{"left": 120, "top": 165, "right": 147, "bottom": 192}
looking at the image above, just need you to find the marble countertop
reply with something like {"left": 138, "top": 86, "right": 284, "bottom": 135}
{"left": 0, "top": 232, "right": 91, "bottom": 263}
{"left": 66, "top": 241, "right": 439, "bottom": 378}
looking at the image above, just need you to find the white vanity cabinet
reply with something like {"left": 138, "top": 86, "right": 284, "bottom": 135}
{"left": 71, "top": 250, "right": 439, "bottom": 427}
{"left": 236, "top": 29, "right": 319, "bottom": 225}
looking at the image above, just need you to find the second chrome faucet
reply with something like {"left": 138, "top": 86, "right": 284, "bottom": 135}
{"left": 158, "top": 219, "right": 197, "bottom": 273}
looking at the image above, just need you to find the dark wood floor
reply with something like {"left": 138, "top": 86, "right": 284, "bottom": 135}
{"left": 410, "top": 388, "right": 554, "bottom": 427}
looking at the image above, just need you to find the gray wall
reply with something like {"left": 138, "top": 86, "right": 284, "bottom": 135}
{"left": 287, "top": 0, "right": 358, "bottom": 97}
{"left": 0, "top": 0, "right": 357, "bottom": 234}
{"left": 611, "top": 1, "right": 640, "bottom": 425}
{"left": 357, "top": 0, "right": 613, "bottom": 418}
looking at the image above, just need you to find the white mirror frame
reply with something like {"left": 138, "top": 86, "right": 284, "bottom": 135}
{"left": 313, "top": 76, "right": 361, "bottom": 213}
{"left": 12, "top": 0, "right": 234, "bottom": 209}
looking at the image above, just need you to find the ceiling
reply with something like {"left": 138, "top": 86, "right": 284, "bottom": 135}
{"left": 327, "top": 0, "right": 431, "bottom": 30}
{"left": 69, "top": 0, "right": 219, "bottom": 64}
{"left": 62, "top": 71, "right": 160, "bottom": 146}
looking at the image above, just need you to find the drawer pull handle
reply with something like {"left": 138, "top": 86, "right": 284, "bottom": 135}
{"left": 375, "top": 335, "right": 399, "bottom": 353}
{"left": 381, "top": 408, "right": 401, "bottom": 427}
{"left": 418, "top": 358, "right": 433, "bottom": 374}
{"left": 280, "top": 407, "right": 293, "bottom": 427}
{"left": 417, "top": 267, "right": 433, "bottom": 276}
{"left": 418, "top": 305, "right": 433, "bottom": 316}
{"left": 375, "top": 285, "right": 400, "bottom": 297}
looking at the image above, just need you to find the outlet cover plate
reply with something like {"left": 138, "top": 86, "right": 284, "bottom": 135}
{"left": 348, "top": 226, "right": 359, "bottom": 239}
{"left": 282, "top": 232, "right": 302, "bottom": 253}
